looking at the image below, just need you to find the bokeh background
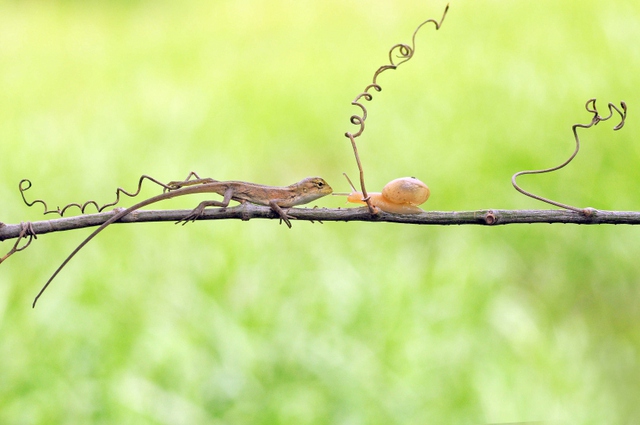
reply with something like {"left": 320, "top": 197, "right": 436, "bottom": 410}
{"left": 2, "top": 1, "right": 640, "bottom": 423}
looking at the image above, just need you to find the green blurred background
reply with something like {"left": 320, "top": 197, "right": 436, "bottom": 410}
{"left": 1, "top": 1, "right": 640, "bottom": 423}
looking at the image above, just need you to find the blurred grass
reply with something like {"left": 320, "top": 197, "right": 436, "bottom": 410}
{"left": 1, "top": 0, "right": 640, "bottom": 423}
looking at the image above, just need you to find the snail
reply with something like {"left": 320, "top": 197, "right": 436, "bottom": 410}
{"left": 336, "top": 174, "right": 430, "bottom": 214}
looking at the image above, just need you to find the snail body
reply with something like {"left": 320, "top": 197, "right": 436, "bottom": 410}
{"left": 344, "top": 177, "right": 430, "bottom": 214}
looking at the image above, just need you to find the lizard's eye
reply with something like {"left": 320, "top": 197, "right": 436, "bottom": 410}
{"left": 316, "top": 181, "right": 324, "bottom": 188}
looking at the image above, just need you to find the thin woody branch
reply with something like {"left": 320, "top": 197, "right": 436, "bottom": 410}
{"left": 3, "top": 205, "right": 640, "bottom": 244}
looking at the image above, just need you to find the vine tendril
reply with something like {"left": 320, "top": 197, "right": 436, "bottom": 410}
{"left": 0, "top": 222, "right": 36, "bottom": 264}
{"left": 512, "top": 98, "right": 627, "bottom": 214}
{"left": 344, "top": 4, "right": 449, "bottom": 214}
{"left": 19, "top": 175, "right": 175, "bottom": 217}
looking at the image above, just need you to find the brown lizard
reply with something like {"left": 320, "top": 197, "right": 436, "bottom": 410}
{"left": 32, "top": 177, "right": 332, "bottom": 307}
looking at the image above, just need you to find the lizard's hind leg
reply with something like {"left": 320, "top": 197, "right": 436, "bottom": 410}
{"left": 167, "top": 172, "right": 219, "bottom": 190}
{"left": 175, "top": 187, "right": 235, "bottom": 225}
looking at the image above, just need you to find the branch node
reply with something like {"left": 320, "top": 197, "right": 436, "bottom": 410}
{"left": 484, "top": 211, "right": 497, "bottom": 225}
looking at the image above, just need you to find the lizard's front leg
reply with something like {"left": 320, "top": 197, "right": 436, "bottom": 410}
{"left": 269, "top": 201, "right": 292, "bottom": 229}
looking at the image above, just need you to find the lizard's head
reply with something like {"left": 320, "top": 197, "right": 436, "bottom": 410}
{"left": 292, "top": 177, "right": 333, "bottom": 205}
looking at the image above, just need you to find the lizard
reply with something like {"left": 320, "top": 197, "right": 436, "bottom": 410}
{"left": 32, "top": 176, "right": 332, "bottom": 307}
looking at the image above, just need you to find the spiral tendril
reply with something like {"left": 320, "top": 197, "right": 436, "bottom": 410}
{"left": 19, "top": 175, "right": 175, "bottom": 217}
{"left": 512, "top": 98, "right": 628, "bottom": 213}
{"left": 344, "top": 4, "right": 449, "bottom": 213}
{"left": 0, "top": 222, "right": 36, "bottom": 264}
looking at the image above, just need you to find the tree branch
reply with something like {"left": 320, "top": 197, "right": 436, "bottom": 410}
{"left": 3, "top": 205, "right": 640, "bottom": 242}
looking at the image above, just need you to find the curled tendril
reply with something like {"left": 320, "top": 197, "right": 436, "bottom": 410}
{"left": 19, "top": 175, "right": 175, "bottom": 217}
{"left": 344, "top": 4, "right": 449, "bottom": 213}
{"left": 0, "top": 222, "right": 36, "bottom": 264}
{"left": 512, "top": 98, "right": 628, "bottom": 214}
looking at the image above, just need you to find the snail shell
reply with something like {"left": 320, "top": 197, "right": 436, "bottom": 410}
{"left": 381, "top": 177, "right": 430, "bottom": 205}
{"left": 346, "top": 177, "right": 430, "bottom": 214}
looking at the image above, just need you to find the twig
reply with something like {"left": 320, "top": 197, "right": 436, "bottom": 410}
{"left": 3, "top": 206, "right": 640, "bottom": 246}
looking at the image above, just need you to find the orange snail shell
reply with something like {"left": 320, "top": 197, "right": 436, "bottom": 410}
{"left": 381, "top": 177, "right": 430, "bottom": 205}
{"left": 347, "top": 177, "right": 430, "bottom": 214}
